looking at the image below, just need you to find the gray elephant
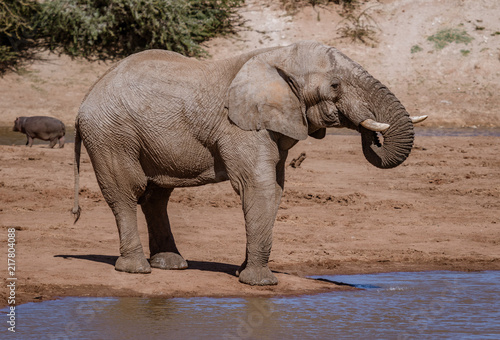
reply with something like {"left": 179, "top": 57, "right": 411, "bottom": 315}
{"left": 13, "top": 116, "right": 66, "bottom": 148}
{"left": 72, "top": 41, "right": 426, "bottom": 286}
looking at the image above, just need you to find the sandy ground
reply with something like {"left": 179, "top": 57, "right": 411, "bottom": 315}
{"left": 1, "top": 133, "right": 499, "bottom": 306}
{"left": 1, "top": 0, "right": 499, "bottom": 306}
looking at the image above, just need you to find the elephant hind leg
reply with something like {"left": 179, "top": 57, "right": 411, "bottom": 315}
{"left": 113, "top": 203, "right": 151, "bottom": 274}
{"left": 140, "top": 185, "right": 187, "bottom": 270}
{"left": 91, "top": 151, "right": 151, "bottom": 274}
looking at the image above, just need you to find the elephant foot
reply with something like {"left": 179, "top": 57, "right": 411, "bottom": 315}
{"left": 150, "top": 252, "right": 188, "bottom": 270}
{"left": 238, "top": 266, "right": 278, "bottom": 286}
{"left": 115, "top": 255, "right": 151, "bottom": 274}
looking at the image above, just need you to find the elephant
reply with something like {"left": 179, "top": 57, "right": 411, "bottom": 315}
{"left": 72, "top": 41, "right": 427, "bottom": 286}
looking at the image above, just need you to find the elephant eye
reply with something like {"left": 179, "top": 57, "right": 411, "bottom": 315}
{"left": 331, "top": 81, "right": 340, "bottom": 90}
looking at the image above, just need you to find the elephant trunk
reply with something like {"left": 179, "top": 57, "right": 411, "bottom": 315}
{"left": 359, "top": 77, "right": 414, "bottom": 169}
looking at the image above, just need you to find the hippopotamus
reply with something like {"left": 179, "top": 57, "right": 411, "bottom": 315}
{"left": 13, "top": 116, "right": 66, "bottom": 148}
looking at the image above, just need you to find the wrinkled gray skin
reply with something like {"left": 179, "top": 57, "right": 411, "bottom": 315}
{"left": 73, "top": 41, "right": 417, "bottom": 286}
{"left": 13, "top": 116, "right": 66, "bottom": 148}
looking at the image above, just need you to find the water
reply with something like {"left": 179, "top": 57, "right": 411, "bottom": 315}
{"left": 2, "top": 271, "right": 499, "bottom": 339}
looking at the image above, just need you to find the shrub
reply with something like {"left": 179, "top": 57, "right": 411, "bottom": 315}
{"left": 0, "top": 0, "right": 244, "bottom": 73}
{"left": 36, "top": 0, "right": 244, "bottom": 60}
{"left": 0, "top": 0, "right": 41, "bottom": 74}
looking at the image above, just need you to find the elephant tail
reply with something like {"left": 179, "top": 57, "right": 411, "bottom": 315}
{"left": 72, "top": 120, "right": 82, "bottom": 223}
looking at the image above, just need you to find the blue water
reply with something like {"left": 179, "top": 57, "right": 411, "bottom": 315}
{"left": 2, "top": 271, "right": 499, "bottom": 339}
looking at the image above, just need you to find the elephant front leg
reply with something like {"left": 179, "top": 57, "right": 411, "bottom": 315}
{"left": 236, "top": 183, "right": 281, "bottom": 286}
{"left": 222, "top": 130, "right": 286, "bottom": 285}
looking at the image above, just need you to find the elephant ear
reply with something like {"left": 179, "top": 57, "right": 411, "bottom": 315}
{"left": 228, "top": 51, "right": 308, "bottom": 141}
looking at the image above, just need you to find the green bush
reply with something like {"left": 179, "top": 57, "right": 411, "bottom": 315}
{"left": 1, "top": 0, "right": 244, "bottom": 74}
{"left": 37, "top": 0, "right": 244, "bottom": 60}
{"left": 0, "top": 0, "right": 41, "bottom": 74}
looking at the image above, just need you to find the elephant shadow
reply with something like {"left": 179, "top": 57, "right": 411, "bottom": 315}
{"left": 54, "top": 254, "right": 240, "bottom": 276}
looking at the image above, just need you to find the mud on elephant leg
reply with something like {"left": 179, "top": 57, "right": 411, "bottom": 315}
{"left": 140, "top": 186, "right": 187, "bottom": 270}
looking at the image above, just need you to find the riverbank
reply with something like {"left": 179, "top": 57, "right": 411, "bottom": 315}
{"left": 1, "top": 133, "right": 499, "bottom": 308}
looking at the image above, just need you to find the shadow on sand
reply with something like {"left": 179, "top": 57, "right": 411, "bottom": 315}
{"left": 54, "top": 254, "right": 240, "bottom": 275}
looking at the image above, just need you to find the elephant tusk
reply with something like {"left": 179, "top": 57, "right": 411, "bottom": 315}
{"left": 410, "top": 115, "right": 428, "bottom": 124}
{"left": 360, "top": 119, "right": 390, "bottom": 132}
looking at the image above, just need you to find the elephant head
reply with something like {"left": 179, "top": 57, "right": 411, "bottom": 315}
{"left": 228, "top": 41, "right": 426, "bottom": 169}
